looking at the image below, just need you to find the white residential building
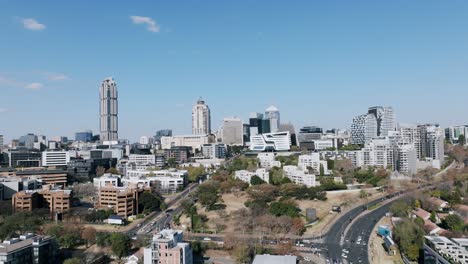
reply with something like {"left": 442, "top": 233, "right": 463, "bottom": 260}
{"left": 121, "top": 176, "right": 152, "bottom": 189}
{"left": 234, "top": 169, "right": 270, "bottom": 184}
{"left": 445, "top": 125, "right": 468, "bottom": 144}
{"left": 424, "top": 236, "right": 468, "bottom": 264}
{"left": 129, "top": 154, "right": 156, "bottom": 165}
{"left": 41, "top": 151, "right": 70, "bottom": 167}
{"left": 93, "top": 174, "right": 120, "bottom": 189}
{"left": 396, "top": 144, "right": 417, "bottom": 175}
{"left": 257, "top": 153, "right": 281, "bottom": 169}
{"left": 192, "top": 98, "right": 211, "bottom": 135}
{"left": 201, "top": 143, "right": 227, "bottom": 159}
{"left": 161, "top": 135, "right": 212, "bottom": 151}
{"left": 298, "top": 153, "right": 329, "bottom": 175}
{"left": 221, "top": 117, "right": 244, "bottom": 146}
{"left": 283, "top": 165, "right": 317, "bottom": 187}
{"left": 249, "top": 132, "right": 291, "bottom": 151}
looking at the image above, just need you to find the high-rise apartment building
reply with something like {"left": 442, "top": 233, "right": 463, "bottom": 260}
{"left": 0, "top": 134, "right": 3, "bottom": 149}
{"left": 265, "top": 105, "right": 280, "bottom": 133}
{"left": 192, "top": 98, "right": 211, "bottom": 135}
{"left": 351, "top": 114, "right": 377, "bottom": 145}
{"left": 445, "top": 125, "right": 468, "bottom": 144}
{"left": 221, "top": 117, "right": 243, "bottom": 146}
{"left": 99, "top": 77, "right": 118, "bottom": 142}
{"left": 351, "top": 106, "right": 396, "bottom": 145}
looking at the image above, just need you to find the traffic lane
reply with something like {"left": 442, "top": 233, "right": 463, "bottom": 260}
{"left": 345, "top": 201, "right": 394, "bottom": 264}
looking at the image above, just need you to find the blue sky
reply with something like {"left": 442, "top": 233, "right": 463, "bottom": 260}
{"left": 1, "top": 0, "right": 468, "bottom": 142}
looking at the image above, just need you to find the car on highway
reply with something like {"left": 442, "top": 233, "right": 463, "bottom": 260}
{"left": 342, "top": 249, "right": 349, "bottom": 254}
{"left": 341, "top": 253, "right": 348, "bottom": 259}
{"left": 203, "top": 237, "right": 211, "bottom": 241}
{"left": 303, "top": 257, "right": 311, "bottom": 262}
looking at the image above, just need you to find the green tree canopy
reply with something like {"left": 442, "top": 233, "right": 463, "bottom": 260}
{"left": 110, "top": 233, "right": 131, "bottom": 259}
{"left": 269, "top": 201, "right": 301, "bottom": 218}
{"left": 138, "top": 192, "right": 164, "bottom": 214}
{"left": 459, "top": 134, "right": 466, "bottom": 145}
{"left": 394, "top": 219, "right": 425, "bottom": 261}
{"left": 197, "top": 181, "right": 220, "bottom": 210}
{"left": 442, "top": 214, "right": 464, "bottom": 232}
{"left": 250, "top": 175, "right": 266, "bottom": 185}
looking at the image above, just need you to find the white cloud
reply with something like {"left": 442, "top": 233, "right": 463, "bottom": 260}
{"left": 44, "top": 72, "right": 69, "bottom": 81}
{"left": 25, "top": 82, "right": 43, "bottom": 90}
{"left": 21, "top": 18, "right": 46, "bottom": 31}
{"left": 130, "top": 16, "right": 160, "bottom": 32}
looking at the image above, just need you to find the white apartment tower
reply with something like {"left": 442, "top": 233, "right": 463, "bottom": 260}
{"left": 192, "top": 98, "right": 211, "bottom": 135}
{"left": 265, "top": 105, "right": 280, "bottom": 133}
{"left": 99, "top": 77, "right": 118, "bottom": 142}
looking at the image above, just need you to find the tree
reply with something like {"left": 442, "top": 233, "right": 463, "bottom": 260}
{"left": 95, "top": 166, "right": 106, "bottom": 177}
{"left": 81, "top": 227, "right": 96, "bottom": 247}
{"left": 327, "top": 159, "right": 335, "bottom": 170}
{"left": 459, "top": 134, "right": 466, "bottom": 146}
{"left": 430, "top": 211, "right": 437, "bottom": 223}
{"left": 96, "top": 232, "right": 112, "bottom": 247}
{"left": 0, "top": 212, "right": 43, "bottom": 240}
{"left": 319, "top": 164, "right": 325, "bottom": 176}
{"left": 187, "top": 166, "right": 205, "bottom": 182}
{"left": 105, "top": 167, "right": 120, "bottom": 175}
{"left": 138, "top": 192, "right": 163, "bottom": 213}
{"left": 390, "top": 201, "right": 410, "bottom": 217}
{"left": 197, "top": 181, "right": 220, "bottom": 210}
{"left": 233, "top": 244, "right": 253, "bottom": 263}
{"left": 110, "top": 233, "right": 131, "bottom": 259}
{"left": 442, "top": 214, "right": 464, "bottom": 232}
{"left": 269, "top": 201, "right": 300, "bottom": 218}
{"left": 394, "top": 219, "right": 425, "bottom": 261}
{"left": 250, "top": 175, "right": 266, "bottom": 185}
{"left": 167, "top": 158, "right": 177, "bottom": 168}
{"left": 359, "top": 190, "right": 368, "bottom": 199}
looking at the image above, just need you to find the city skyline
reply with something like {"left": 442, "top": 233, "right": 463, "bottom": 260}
{"left": 1, "top": 1, "right": 468, "bottom": 141}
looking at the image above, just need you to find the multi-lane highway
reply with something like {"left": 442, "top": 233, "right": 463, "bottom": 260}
{"left": 126, "top": 183, "right": 198, "bottom": 237}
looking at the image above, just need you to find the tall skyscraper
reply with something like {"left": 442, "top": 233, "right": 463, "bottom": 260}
{"left": 99, "top": 77, "right": 118, "bottom": 142}
{"left": 192, "top": 98, "right": 211, "bottom": 135}
{"left": 265, "top": 105, "right": 280, "bottom": 133}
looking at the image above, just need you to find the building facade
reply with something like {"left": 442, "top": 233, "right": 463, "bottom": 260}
{"left": 99, "top": 77, "right": 118, "bottom": 142}
{"left": 249, "top": 132, "right": 291, "bottom": 152}
{"left": 264, "top": 105, "right": 280, "bottom": 133}
{"left": 41, "top": 151, "right": 70, "bottom": 167}
{"left": 192, "top": 98, "right": 211, "bottom": 135}
{"left": 144, "top": 229, "right": 193, "bottom": 264}
{"left": 221, "top": 117, "right": 244, "bottom": 146}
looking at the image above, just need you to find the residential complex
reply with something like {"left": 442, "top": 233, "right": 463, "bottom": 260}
{"left": 144, "top": 229, "right": 193, "bottom": 264}
{"left": 424, "top": 236, "right": 468, "bottom": 264}
{"left": 234, "top": 168, "right": 270, "bottom": 184}
{"left": 351, "top": 106, "right": 396, "bottom": 145}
